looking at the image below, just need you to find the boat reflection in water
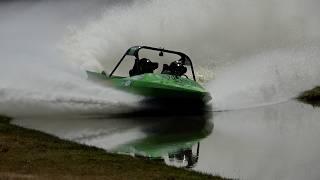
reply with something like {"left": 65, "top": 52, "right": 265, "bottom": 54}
{"left": 111, "top": 104, "right": 213, "bottom": 169}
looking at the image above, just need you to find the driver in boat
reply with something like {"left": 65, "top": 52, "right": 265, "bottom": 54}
{"left": 129, "top": 58, "right": 158, "bottom": 76}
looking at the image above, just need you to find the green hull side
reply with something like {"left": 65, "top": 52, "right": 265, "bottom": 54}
{"left": 86, "top": 71, "right": 211, "bottom": 102}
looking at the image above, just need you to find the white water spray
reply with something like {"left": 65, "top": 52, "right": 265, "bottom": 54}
{"left": 1, "top": 0, "right": 320, "bottom": 116}
{"left": 208, "top": 46, "right": 320, "bottom": 110}
{"left": 63, "top": 0, "right": 320, "bottom": 110}
{"left": 0, "top": 1, "right": 140, "bottom": 117}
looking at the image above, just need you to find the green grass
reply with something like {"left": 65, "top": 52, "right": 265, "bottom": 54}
{"left": 297, "top": 86, "right": 320, "bottom": 106}
{"left": 0, "top": 115, "right": 227, "bottom": 180}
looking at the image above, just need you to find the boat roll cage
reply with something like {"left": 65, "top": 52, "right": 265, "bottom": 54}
{"left": 109, "top": 46, "right": 197, "bottom": 81}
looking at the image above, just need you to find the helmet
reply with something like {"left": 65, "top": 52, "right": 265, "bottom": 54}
{"left": 169, "top": 60, "right": 187, "bottom": 76}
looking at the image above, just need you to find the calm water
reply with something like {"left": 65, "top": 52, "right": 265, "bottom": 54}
{"left": 12, "top": 101, "right": 320, "bottom": 180}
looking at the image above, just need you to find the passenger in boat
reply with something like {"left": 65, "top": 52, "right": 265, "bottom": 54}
{"left": 129, "top": 58, "right": 158, "bottom": 76}
{"left": 161, "top": 60, "right": 187, "bottom": 76}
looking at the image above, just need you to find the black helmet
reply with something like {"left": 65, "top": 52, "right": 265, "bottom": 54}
{"left": 169, "top": 60, "right": 187, "bottom": 76}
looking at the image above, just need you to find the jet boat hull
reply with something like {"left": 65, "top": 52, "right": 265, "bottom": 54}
{"left": 86, "top": 71, "right": 212, "bottom": 103}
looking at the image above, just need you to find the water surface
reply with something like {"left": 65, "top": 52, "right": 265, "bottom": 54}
{"left": 12, "top": 101, "right": 320, "bottom": 180}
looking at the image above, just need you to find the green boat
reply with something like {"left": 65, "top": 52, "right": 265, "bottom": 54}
{"left": 87, "top": 46, "right": 212, "bottom": 103}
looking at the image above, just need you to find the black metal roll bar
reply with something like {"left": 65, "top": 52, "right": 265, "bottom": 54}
{"left": 109, "top": 46, "right": 197, "bottom": 81}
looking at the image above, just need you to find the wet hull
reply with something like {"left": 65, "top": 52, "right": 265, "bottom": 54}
{"left": 86, "top": 71, "right": 212, "bottom": 103}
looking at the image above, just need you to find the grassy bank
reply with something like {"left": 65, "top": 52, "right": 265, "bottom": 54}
{"left": 0, "top": 115, "right": 226, "bottom": 180}
{"left": 297, "top": 86, "right": 320, "bottom": 106}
